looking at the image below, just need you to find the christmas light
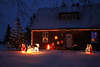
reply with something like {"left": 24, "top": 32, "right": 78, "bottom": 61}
{"left": 61, "top": 40, "right": 63, "bottom": 44}
{"left": 91, "top": 38, "right": 95, "bottom": 42}
{"left": 85, "top": 44, "right": 93, "bottom": 55}
{"left": 26, "top": 45, "right": 33, "bottom": 53}
{"left": 54, "top": 35, "right": 58, "bottom": 40}
{"left": 46, "top": 44, "right": 51, "bottom": 50}
{"left": 51, "top": 42, "right": 55, "bottom": 50}
{"left": 21, "top": 43, "right": 26, "bottom": 52}
{"left": 21, "top": 43, "right": 40, "bottom": 54}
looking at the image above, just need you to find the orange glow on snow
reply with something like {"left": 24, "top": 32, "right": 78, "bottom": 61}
{"left": 22, "top": 51, "right": 25, "bottom": 53}
{"left": 85, "top": 52, "right": 93, "bottom": 55}
{"left": 21, "top": 51, "right": 44, "bottom": 55}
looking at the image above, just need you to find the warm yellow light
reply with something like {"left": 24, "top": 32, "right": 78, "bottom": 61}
{"left": 21, "top": 43, "right": 40, "bottom": 54}
{"left": 22, "top": 51, "right": 25, "bottom": 53}
{"left": 54, "top": 36, "right": 58, "bottom": 40}
{"left": 21, "top": 51, "right": 44, "bottom": 55}
{"left": 85, "top": 44, "right": 93, "bottom": 55}
{"left": 27, "top": 49, "right": 33, "bottom": 53}
{"left": 91, "top": 38, "right": 95, "bottom": 42}
{"left": 57, "top": 41, "right": 60, "bottom": 45}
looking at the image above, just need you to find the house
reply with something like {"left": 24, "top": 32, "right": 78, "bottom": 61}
{"left": 31, "top": 3, "right": 100, "bottom": 50}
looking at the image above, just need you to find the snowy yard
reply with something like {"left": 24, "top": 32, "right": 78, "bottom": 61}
{"left": 0, "top": 50, "right": 100, "bottom": 67}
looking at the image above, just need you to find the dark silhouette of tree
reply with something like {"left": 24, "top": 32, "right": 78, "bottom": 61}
{"left": 76, "top": 3, "right": 80, "bottom": 7}
{"left": 9, "top": 18, "right": 25, "bottom": 49}
{"left": 72, "top": 3, "right": 80, "bottom": 7}
{"left": 72, "top": 4, "right": 75, "bottom": 7}
{"left": 79, "top": 0, "right": 91, "bottom": 5}
{"left": 61, "top": 0, "right": 66, "bottom": 8}
{"left": 4, "top": 24, "right": 11, "bottom": 44}
{"left": 26, "top": 14, "right": 36, "bottom": 45}
{"left": 16, "top": 0, "right": 33, "bottom": 19}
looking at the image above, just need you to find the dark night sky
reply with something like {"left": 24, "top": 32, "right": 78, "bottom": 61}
{"left": 0, "top": 0, "right": 100, "bottom": 41}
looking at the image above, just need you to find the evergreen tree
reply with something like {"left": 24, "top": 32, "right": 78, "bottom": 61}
{"left": 26, "top": 14, "right": 36, "bottom": 45}
{"left": 61, "top": 0, "right": 66, "bottom": 8}
{"left": 4, "top": 24, "right": 11, "bottom": 44}
{"left": 10, "top": 18, "right": 25, "bottom": 49}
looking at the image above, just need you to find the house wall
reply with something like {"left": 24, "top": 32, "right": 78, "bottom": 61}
{"left": 31, "top": 29, "right": 100, "bottom": 50}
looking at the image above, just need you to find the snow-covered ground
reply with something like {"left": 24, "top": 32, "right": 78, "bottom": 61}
{"left": 1, "top": 0, "right": 100, "bottom": 41}
{"left": 0, "top": 50, "right": 100, "bottom": 67}
{"left": 0, "top": 44, "right": 7, "bottom": 50}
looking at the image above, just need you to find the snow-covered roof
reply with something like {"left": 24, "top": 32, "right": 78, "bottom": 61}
{"left": 31, "top": 3, "right": 100, "bottom": 30}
